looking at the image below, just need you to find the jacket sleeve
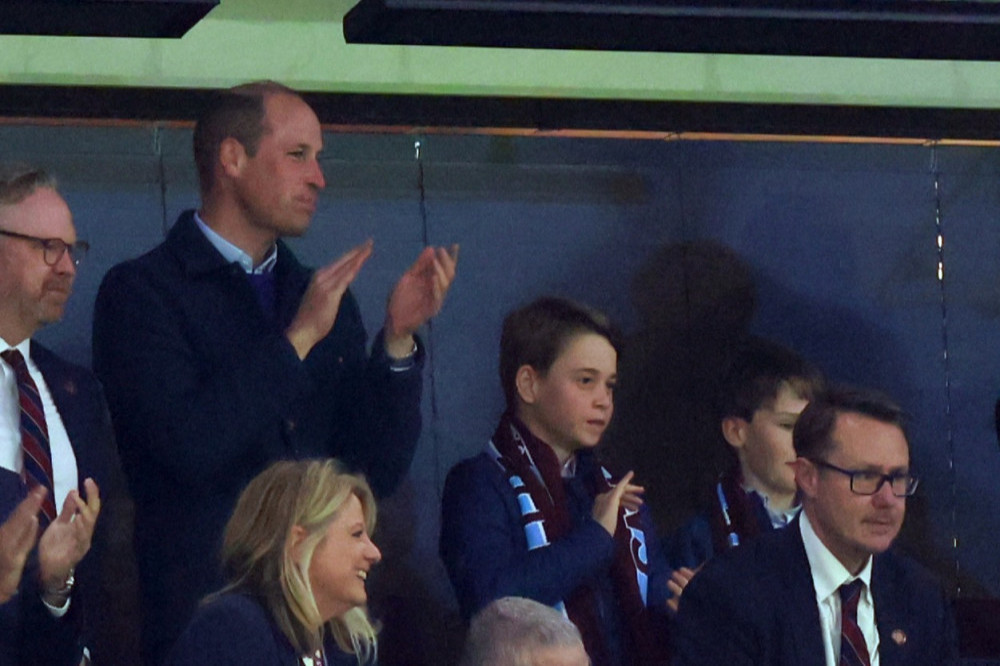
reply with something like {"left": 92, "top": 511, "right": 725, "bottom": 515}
{"left": 439, "top": 457, "right": 616, "bottom": 619}
{"left": 665, "top": 514, "right": 715, "bottom": 571}
{"left": 639, "top": 502, "right": 675, "bottom": 612}
{"left": 337, "top": 325, "right": 423, "bottom": 499}
{"left": 671, "top": 561, "right": 758, "bottom": 666}
{"left": 13, "top": 559, "right": 83, "bottom": 666}
{"left": 92, "top": 262, "right": 308, "bottom": 488}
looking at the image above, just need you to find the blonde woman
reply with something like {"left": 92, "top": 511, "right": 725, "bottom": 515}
{"left": 169, "top": 459, "right": 381, "bottom": 665}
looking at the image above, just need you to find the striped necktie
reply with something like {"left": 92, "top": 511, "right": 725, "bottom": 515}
{"left": 839, "top": 579, "right": 872, "bottom": 666}
{"left": 2, "top": 349, "right": 57, "bottom": 525}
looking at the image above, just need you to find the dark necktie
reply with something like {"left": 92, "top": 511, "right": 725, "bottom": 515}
{"left": 839, "top": 579, "right": 872, "bottom": 666}
{"left": 2, "top": 349, "right": 57, "bottom": 526}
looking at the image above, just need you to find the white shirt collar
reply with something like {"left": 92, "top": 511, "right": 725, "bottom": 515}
{"left": 1, "top": 336, "right": 32, "bottom": 359}
{"left": 745, "top": 485, "right": 802, "bottom": 528}
{"left": 561, "top": 454, "right": 578, "bottom": 479}
{"left": 193, "top": 211, "right": 277, "bottom": 275}
{"left": 800, "top": 509, "right": 873, "bottom": 603}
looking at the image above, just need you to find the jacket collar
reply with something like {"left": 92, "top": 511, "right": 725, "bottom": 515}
{"left": 165, "top": 210, "right": 306, "bottom": 281}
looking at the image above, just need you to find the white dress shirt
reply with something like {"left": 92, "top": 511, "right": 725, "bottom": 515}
{"left": 800, "top": 511, "right": 880, "bottom": 666}
{"left": 0, "top": 336, "right": 79, "bottom": 512}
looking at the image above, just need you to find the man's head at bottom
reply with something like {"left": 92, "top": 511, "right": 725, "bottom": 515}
{"left": 461, "top": 596, "right": 590, "bottom": 666}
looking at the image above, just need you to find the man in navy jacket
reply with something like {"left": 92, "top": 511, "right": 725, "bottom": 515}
{"left": 0, "top": 165, "right": 123, "bottom": 665}
{"left": 673, "top": 388, "right": 956, "bottom": 666}
{"left": 92, "top": 81, "right": 457, "bottom": 665}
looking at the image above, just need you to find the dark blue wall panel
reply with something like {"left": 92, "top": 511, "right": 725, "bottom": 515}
{"left": 4, "top": 125, "right": 996, "bottom": 662}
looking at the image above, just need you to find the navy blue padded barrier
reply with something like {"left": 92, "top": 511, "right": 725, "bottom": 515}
{"left": 3, "top": 125, "right": 997, "bottom": 663}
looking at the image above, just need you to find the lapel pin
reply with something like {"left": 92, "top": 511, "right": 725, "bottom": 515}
{"left": 891, "top": 629, "right": 907, "bottom": 646}
{"left": 63, "top": 380, "right": 77, "bottom": 396}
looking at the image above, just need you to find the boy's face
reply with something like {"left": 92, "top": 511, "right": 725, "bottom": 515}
{"left": 726, "top": 381, "right": 809, "bottom": 501}
{"left": 517, "top": 332, "right": 617, "bottom": 462}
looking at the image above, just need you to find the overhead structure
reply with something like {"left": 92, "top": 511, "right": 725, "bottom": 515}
{"left": 0, "top": 0, "right": 218, "bottom": 38}
{"left": 344, "top": 0, "right": 1000, "bottom": 60}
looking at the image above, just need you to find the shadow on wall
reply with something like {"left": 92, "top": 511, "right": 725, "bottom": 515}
{"left": 602, "top": 240, "right": 757, "bottom": 537}
{"left": 603, "top": 238, "right": 983, "bottom": 602}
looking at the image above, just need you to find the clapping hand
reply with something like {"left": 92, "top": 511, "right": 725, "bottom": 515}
{"left": 384, "top": 245, "right": 459, "bottom": 358}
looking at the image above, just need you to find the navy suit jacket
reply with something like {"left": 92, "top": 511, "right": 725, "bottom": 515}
{"left": 672, "top": 516, "right": 957, "bottom": 666}
{"left": 92, "top": 211, "right": 423, "bottom": 664}
{"left": 440, "top": 449, "right": 673, "bottom": 665}
{"left": 0, "top": 341, "right": 123, "bottom": 666}
{"left": 168, "top": 593, "right": 365, "bottom": 666}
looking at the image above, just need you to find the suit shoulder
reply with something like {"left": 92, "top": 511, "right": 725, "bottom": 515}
{"left": 445, "top": 452, "right": 501, "bottom": 485}
{"left": 442, "top": 452, "right": 511, "bottom": 505}
{"left": 694, "top": 523, "right": 797, "bottom": 589}
{"left": 101, "top": 239, "right": 174, "bottom": 283}
{"left": 30, "top": 342, "right": 99, "bottom": 385}
{"left": 876, "top": 548, "right": 948, "bottom": 595}
{"left": 199, "top": 593, "right": 270, "bottom": 624}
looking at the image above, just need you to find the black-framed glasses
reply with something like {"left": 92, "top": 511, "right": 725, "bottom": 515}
{"left": 0, "top": 229, "right": 89, "bottom": 267}
{"left": 810, "top": 458, "right": 919, "bottom": 497}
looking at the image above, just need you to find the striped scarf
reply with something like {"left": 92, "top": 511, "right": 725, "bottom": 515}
{"left": 487, "top": 413, "right": 670, "bottom": 665}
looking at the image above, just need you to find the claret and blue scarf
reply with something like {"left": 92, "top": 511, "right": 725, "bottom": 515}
{"left": 486, "top": 413, "right": 670, "bottom": 665}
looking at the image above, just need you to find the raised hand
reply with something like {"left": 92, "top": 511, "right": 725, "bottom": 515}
{"left": 0, "top": 486, "right": 46, "bottom": 603}
{"left": 286, "top": 240, "right": 374, "bottom": 360}
{"left": 384, "top": 244, "right": 459, "bottom": 358}
{"left": 667, "top": 565, "right": 700, "bottom": 614}
{"left": 38, "top": 478, "right": 101, "bottom": 603}
{"left": 591, "top": 470, "right": 645, "bottom": 537}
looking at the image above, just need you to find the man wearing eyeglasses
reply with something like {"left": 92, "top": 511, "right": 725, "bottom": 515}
{"left": 673, "top": 387, "right": 957, "bottom": 666}
{"left": 0, "top": 164, "right": 118, "bottom": 665}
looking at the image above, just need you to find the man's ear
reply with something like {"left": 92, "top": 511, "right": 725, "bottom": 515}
{"left": 722, "top": 416, "right": 749, "bottom": 450}
{"left": 287, "top": 525, "right": 307, "bottom": 562}
{"left": 219, "top": 137, "right": 247, "bottom": 179}
{"left": 792, "top": 458, "right": 818, "bottom": 499}
{"left": 515, "top": 365, "right": 540, "bottom": 406}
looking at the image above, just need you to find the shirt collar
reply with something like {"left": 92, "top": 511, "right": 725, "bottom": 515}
{"left": 193, "top": 211, "right": 277, "bottom": 275}
{"left": 800, "top": 510, "right": 873, "bottom": 603}
{"left": 0, "top": 337, "right": 31, "bottom": 359}
{"left": 748, "top": 487, "right": 802, "bottom": 528}
{"left": 560, "top": 454, "right": 578, "bottom": 479}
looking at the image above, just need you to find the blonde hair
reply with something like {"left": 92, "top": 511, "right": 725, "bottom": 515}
{"left": 215, "top": 458, "right": 378, "bottom": 663}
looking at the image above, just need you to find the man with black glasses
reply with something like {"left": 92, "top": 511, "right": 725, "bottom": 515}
{"left": 673, "top": 387, "right": 957, "bottom": 666}
{"left": 0, "top": 164, "right": 123, "bottom": 665}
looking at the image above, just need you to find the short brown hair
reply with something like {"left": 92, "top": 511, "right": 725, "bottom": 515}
{"left": 718, "top": 336, "right": 825, "bottom": 421}
{"left": 793, "top": 386, "right": 907, "bottom": 461}
{"left": 0, "top": 164, "right": 57, "bottom": 206}
{"left": 499, "top": 297, "right": 620, "bottom": 412}
{"left": 192, "top": 80, "right": 301, "bottom": 195}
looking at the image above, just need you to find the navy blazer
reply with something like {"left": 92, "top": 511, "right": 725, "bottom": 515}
{"left": 440, "top": 449, "right": 673, "bottom": 665}
{"left": 672, "top": 515, "right": 957, "bottom": 666}
{"left": 92, "top": 211, "right": 423, "bottom": 664}
{"left": 169, "top": 593, "right": 365, "bottom": 666}
{"left": 667, "top": 468, "right": 778, "bottom": 570}
{"left": 0, "top": 341, "right": 123, "bottom": 666}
